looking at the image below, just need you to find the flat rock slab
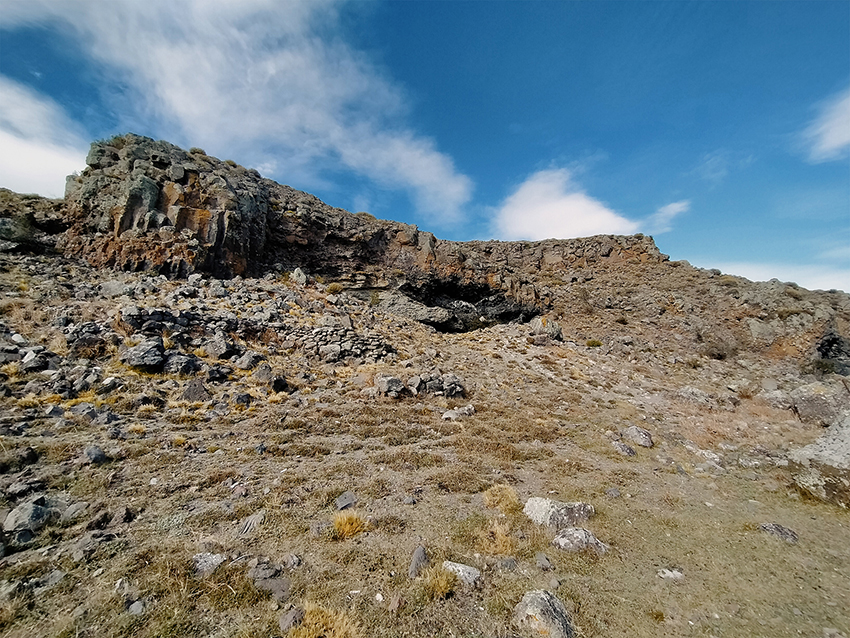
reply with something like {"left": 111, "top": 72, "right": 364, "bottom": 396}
{"left": 788, "top": 414, "right": 850, "bottom": 507}
{"left": 513, "top": 590, "right": 575, "bottom": 638}
{"left": 523, "top": 497, "right": 595, "bottom": 528}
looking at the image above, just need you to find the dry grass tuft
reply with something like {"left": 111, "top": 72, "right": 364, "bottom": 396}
{"left": 418, "top": 565, "right": 458, "bottom": 601}
{"left": 0, "top": 361, "right": 21, "bottom": 380}
{"left": 482, "top": 483, "right": 522, "bottom": 514}
{"left": 331, "top": 511, "right": 368, "bottom": 540}
{"left": 289, "top": 603, "right": 359, "bottom": 638}
{"left": 476, "top": 518, "right": 516, "bottom": 555}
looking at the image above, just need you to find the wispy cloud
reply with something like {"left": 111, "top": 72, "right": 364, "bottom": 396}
{"left": 802, "top": 85, "right": 850, "bottom": 163}
{"left": 711, "top": 261, "right": 849, "bottom": 293}
{"left": 647, "top": 200, "right": 689, "bottom": 234}
{"left": 493, "top": 168, "right": 639, "bottom": 240}
{"left": 0, "top": 75, "right": 87, "bottom": 197}
{"left": 1, "top": 0, "right": 472, "bottom": 223}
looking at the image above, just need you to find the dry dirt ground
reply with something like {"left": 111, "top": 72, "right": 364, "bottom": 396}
{"left": 0, "top": 252, "right": 847, "bottom": 638}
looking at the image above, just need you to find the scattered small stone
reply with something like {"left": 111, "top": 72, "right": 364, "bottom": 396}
{"left": 83, "top": 445, "right": 107, "bottom": 464}
{"left": 657, "top": 568, "right": 684, "bottom": 580}
{"left": 606, "top": 488, "right": 621, "bottom": 498}
{"left": 536, "top": 552, "right": 553, "bottom": 571}
{"left": 500, "top": 556, "right": 518, "bottom": 572}
{"left": 759, "top": 523, "right": 798, "bottom": 544}
{"left": 238, "top": 509, "right": 266, "bottom": 536}
{"left": 335, "top": 491, "right": 358, "bottom": 511}
{"left": 513, "top": 590, "right": 575, "bottom": 638}
{"left": 127, "top": 600, "right": 145, "bottom": 615}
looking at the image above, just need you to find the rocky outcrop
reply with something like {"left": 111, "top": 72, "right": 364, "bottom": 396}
{"left": 60, "top": 134, "right": 666, "bottom": 330}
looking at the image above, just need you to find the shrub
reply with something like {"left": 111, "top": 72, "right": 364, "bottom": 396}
{"left": 327, "top": 282, "right": 344, "bottom": 294}
{"left": 586, "top": 339, "right": 603, "bottom": 348}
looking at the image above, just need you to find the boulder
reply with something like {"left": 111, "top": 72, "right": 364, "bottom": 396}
{"left": 790, "top": 382, "right": 848, "bottom": 427}
{"left": 551, "top": 527, "right": 608, "bottom": 555}
{"left": 788, "top": 414, "right": 850, "bottom": 507}
{"left": 523, "top": 497, "right": 595, "bottom": 528}
{"left": 513, "top": 590, "right": 575, "bottom": 638}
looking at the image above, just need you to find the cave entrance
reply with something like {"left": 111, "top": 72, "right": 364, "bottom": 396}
{"left": 400, "top": 277, "right": 539, "bottom": 332}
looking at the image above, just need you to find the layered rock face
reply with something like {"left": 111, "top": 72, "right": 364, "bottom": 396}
{"left": 61, "top": 135, "right": 666, "bottom": 330}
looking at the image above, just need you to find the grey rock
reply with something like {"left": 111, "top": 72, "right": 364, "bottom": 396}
{"left": 442, "top": 560, "right": 481, "bottom": 587}
{"left": 279, "top": 606, "right": 306, "bottom": 632}
{"left": 335, "top": 491, "right": 358, "bottom": 511}
{"left": 291, "top": 268, "right": 308, "bottom": 285}
{"left": 181, "top": 379, "right": 211, "bottom": 403}
{"left": 759, "top": 523, "right": 798, "bottom": 544}
{"left": 193, "top": 552, "right": 226, "bottom": 576}
{"left": 254, "top": 576, "right": 291, "bottom": 602}
{"left": 408, "top": 545, "right": 429, "bottom": 579}
{"left": 61, "top": 502, "right": 89, "bottom": 523}
{"left": 788, "top": 413, "right": 850, "bottom": 507}
{"left": 529, "top": 316, "right": 563, "bottom": 341}
{"left": 206, "top": 336, "right": 236, "bottom": 360}
{"left": 536, "top": 552, "right": 552, "bottom": 571}
{"left": 513, "top": 590, "right": 575, "bottom": 638}
{"left": 34, "top": 569, "right": 65, "bottom": 594}
{"left": 790, "top": 382, "right": 847, "bottom": 427}
{"left": 606, "top": 488, "right": 621, "bottom": 498}
{"left": 119, "top": 338, "right": 165, "bottom": 370}
{"left": 523, "top": 497, "right": 595, "bottom": 528}
{"left": 83, "top": 446, "right": 107, "bottom": 464}
{"left": 234, "top": 350, "right": 263, "bottom": 370}
{"left": 127, "top": 600, "right": 145, "bottom": 615}
{"left": 551, "top": 528, "right": 608, "bottom": 555}
{"left": 375, "top": 374, "right": 405, "bottom": 396}
{"left": 623, "top": 425, "right": 654, "bottom": 448}
{"left": 3, "top": 498, "right": 57, "bottom": 533}
{"left": 163, "top": 354, "right": 201, "bottom": 375}
{"left": 612, "top": 441, "right": 637, "bottom": 456}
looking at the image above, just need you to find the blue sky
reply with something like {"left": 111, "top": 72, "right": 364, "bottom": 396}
{"left": 1, "top": 0, "right": 848, "bottom": 291}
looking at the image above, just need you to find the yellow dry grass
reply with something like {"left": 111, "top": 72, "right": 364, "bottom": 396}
{"left": 288, "top": 603, "right": 359, "bottom": 638}
{"left": 482, "top": 483, "right": 522, "bottom": 514}
{"left": 331, "top": 511, "right": 368, "bottom": 540}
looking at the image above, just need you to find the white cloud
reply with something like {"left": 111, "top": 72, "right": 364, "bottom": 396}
{"left": 711, "top": 261, "right": 849, "bottom": 293}
{"left": 493, "top": 168, "right": 639, "bottom": 240}
{"left": 802, "top": 85, "right": 850, "bottom": 162}
{"left": 1, "top": 0, "right": 472, "bottom": 223}
{"left": 0, "top": 75, "right": 87, "bottom": 197}
{"left": 647, "top": 200, "right": 689, "bottom": 234}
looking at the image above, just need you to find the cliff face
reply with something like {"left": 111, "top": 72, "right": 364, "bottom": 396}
{"left": 60, "top": 135, "right": 668, "bottom": 329}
